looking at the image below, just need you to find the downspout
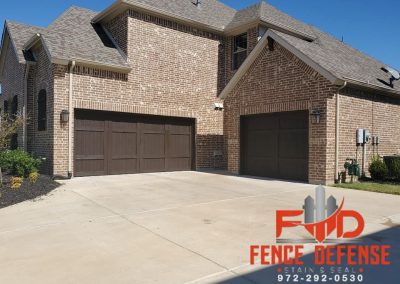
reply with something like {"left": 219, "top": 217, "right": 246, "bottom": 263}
{"left": 68, "top": 61, "right": 76, "bottom": 178}
{"left": 335, "top": 81, "right": 347, "bottom": 183}
{"left": 23, "top": 63, "right": 31, "bottom": 151}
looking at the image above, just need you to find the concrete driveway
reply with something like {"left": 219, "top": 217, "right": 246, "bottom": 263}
{"left": 0, "top": 172, "right": 399, "bottom": 284}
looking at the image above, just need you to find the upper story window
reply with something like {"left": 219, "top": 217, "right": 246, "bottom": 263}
{"left": 233, "top": 33, "right": 248, "bottom": 70}
{"left": 38, "top": 90, "right": 47, "bottom": 131}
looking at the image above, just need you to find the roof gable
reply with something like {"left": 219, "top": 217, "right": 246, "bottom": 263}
{"left": 219, "top": 29, "right": 400, "bottom": 99}
{"left": 226, "top": 2, "right": 316, "bottom": 41}
{"left": 5, "top": 21, "right": 45, "bottom": 63}
{"left": 43, "top": 7, "right": 129, "bottom": 70}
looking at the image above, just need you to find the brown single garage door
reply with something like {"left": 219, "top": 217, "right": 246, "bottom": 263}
{"left": 241, "top": 111, "right": 308, "bottom": 181}
{"left": 74, "top": 110, "right": 195, "bottom": 177}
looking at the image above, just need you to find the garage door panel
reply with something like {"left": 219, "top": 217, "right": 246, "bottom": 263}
{"left": 168, "top": 134, "right": 191, "bottom": 157}
{"left": 168, "top": 124, "right": 191, "bottom": 134}
{"left": 246, "top": 115, "right": 278, "bottom": 130}
{"left": 75, "top": 159, "right": 106, "bottom": 176}
{"left": 74, "top": 110, "right": 194, "bottom": 176}
{"left": 111, "top": 132, "right": 137, "bottom": 158}
{"left": 241, "top": 111, "right": 308, "bottom": 182}
{"left": 75, "top": 131, "right": 105, "bottom": 156}
{"left": 246, "top": 130, "right": 278, "bottom": 157}
{"left": 140, "top": 158, "right": 165, "bottom": 173}
{"left": 279, "top": 158, "right": 308, "bottom": 181}
{"left": 111, "top": 121, "right": 137, "bottom": 132}
{"left": 279, "top": 113, "right": 308, "bottom": 129}
{"left": 109, "top": 159, "right": 138, "bottom": 175}
{"left": 142, "top": 123, "right": 165, "bottom": 133}
{"left": 244, "top": 157, "right": 279, "bottom": 177}
{"left": 142, "top": 133, "right": 165, "bottom": 157}
{"left": 75, "top": 119, "right": 105, "bottom": 131}
{"left": 167, "top": 158, "right": 191, "bottom": 171}
{"left": 279, "top": 130, "right": 308, "bottom": 159}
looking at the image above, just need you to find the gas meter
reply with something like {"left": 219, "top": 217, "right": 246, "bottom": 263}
{"left": 363, "top": 129, "right": 371, "bottom": 144}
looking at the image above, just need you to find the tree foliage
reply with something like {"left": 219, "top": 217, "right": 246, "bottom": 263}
{"left": 0, "top": 113, "right": 24, "bottom": 151}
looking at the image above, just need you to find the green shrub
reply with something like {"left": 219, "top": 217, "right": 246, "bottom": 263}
{"left": 0, "top": 149, "right": 41, "bottom": 177}
{"left": 369, "top": 156, "right": 388, "bottom": 181}
{"left": 384, "top": 156, "right": 400, "bottom": 180}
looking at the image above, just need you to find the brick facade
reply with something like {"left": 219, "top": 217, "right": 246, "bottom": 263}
{"left": 326, "top": 88, "right": 400, "bottom": 182}
{"left": 224, "top": 38, "right": 400, "bottom": 185}
{"left": 26, "top": 44, "right": 55, "bottom": 174}
{"left": 0, "top": 43, "right": 25, "bottom": 147}
{"left": 50, "top": 10, "right": 225, "bottom": 177}
{"left": 2, "top": 8, "right": 400, "bottom": 183}
{"left": 224, "top": 41, "right": 339, "bottom": 185}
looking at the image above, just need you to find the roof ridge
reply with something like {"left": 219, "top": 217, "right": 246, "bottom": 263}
{"left": 5, "top": 20, "right": 45, "bottom": 30}
{"left": 48, "top": 5, "right": 98, "bottom": 30}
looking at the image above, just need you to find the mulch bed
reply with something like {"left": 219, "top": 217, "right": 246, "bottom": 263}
{"left": 0, "top": 174, "right": 61, "bottom": 209}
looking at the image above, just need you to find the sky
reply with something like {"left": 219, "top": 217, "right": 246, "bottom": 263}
{"left": 0, "top": 0, "right": 399, "bottom": 69}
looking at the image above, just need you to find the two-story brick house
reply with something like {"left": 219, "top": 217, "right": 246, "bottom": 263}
{"left": 0, "top": 0, "right": 399, "bottom": 184}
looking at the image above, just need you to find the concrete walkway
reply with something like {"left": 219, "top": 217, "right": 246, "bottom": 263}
{"left": 0, "top": 172, "right": 399, "bottom": 284}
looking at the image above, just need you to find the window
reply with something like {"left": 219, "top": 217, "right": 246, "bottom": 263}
{"left": 38, "top": 90, "right": 47, "bottom": 131}
{"left": 233, "top": 33, "right": 248, "bottom": 70}
{"left": 11, "top": 95, "right": 18, "bottom": 117}
{"left": 4, "top": 100, "right": 8, "bottom": 113}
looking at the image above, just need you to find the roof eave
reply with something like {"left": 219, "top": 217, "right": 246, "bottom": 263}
{"left": 92, "top": 0, "right": 225, "bottom": 34}
{"left": 343, "top": 76, "right": 400, "bottom": 97}
{"left": 52, "top": 57, "right": 132, "bottom": 73}
{"left": 0, "top": 23, "right": 9, "bottom": 81}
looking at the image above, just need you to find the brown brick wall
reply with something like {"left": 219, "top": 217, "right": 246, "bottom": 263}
{"left": 0, "top": 43, "right": 25, "bottom": 147}
{"left": 26, "top": 44, "right": 55, "bottom": 174}
{"left": 104, "top": 11, "right": 129, "bottom": 55}
{"left": 327, "top": 88, "right": 400, "bottom": 181}
{"left": 51, "top": 10, "right": 226, "bottom": 177}
{"left": 224, "top": 41, "right": 338, "bottom": 185}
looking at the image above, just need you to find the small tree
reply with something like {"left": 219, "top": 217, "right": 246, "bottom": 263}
{"left": 0, "top": 113, "right": 24, "bottom": 187}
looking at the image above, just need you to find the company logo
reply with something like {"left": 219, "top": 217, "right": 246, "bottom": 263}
{"left": 276, "top": 186, "right": 365, "bottom": 243}
{"left": 250, "top": 185, "right": 391, "bottom": 283}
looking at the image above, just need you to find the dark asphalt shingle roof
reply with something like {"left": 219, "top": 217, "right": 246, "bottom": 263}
{"left": 2, "top": 0, "right": 399, "bottom": 94}
{"left": 226, "top": 1, "right": 315, "bottom": 39}
{"left": 3, "top": 7, "right": 129, "bottom": 70}
{"left": 274, "top": 28, "right": 400, "bottom": 92}
{"left": 122, "top": 0, "right": 236, "bottom": 30}
{"left": 6, "top": 21, "right": 45, "bottom": 62}
{"left": 44, "top": 7, "right": 128, "bottom": 69}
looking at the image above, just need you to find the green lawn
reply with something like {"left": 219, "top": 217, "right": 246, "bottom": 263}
{"left": 333, "top": 182, "right": 400, "bottom": 195}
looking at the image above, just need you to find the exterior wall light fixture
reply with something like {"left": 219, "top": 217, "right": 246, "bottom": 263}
{"left": 310, "top": 109, "right": 321, "bottom": 124}
{"left": 60, "top": 110, "right": 70, "bottom": 123}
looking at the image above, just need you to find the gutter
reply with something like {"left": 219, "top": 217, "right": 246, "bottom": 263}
{"left": 342, "top": 76, "right": 400, "bottom": 97}
{"left": 52, "top": 57, "right": 131, "bottom": 73}
{"left": 335, "top": 81, "right": 347, "bottom": 183}
{"left": 68, "top": 60, "right": 76, "bottom": 178}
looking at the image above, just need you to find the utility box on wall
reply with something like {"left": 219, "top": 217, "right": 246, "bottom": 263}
{"left": 356, "top": 129, "right": 364, "bottom": 145}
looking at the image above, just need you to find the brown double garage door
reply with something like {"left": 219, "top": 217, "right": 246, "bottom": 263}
{"left": 74, "top": 110, "right": 195, "bottom": 177}
{"left": 241, "top": 111, "right": 309, "bottom": 182}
